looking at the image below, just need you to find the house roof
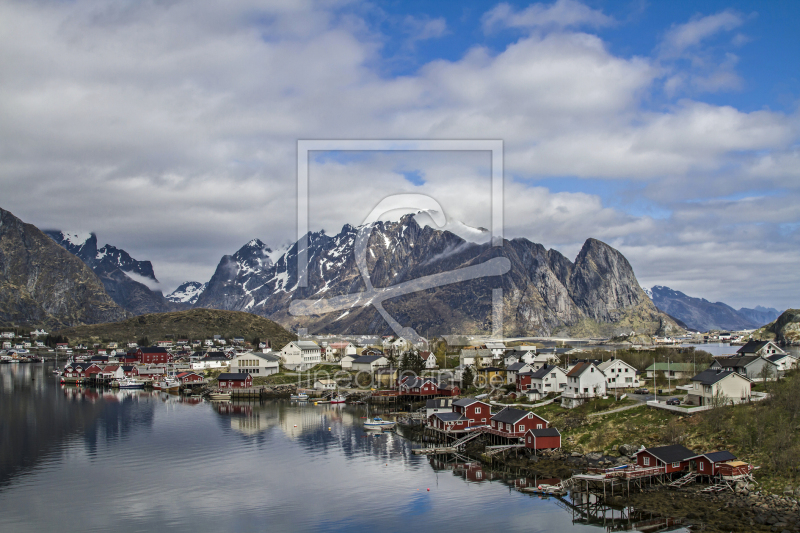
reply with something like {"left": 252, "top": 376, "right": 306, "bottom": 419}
{"left": 636, "top": 444, "right": 696, "bottom": 464}
{"left": 295, "top": 341, "right": 320, "bottom": 349}
{"left": 506, "top": 362, "right": 530, "bottom": 372}
{"left": 452, "top": 397, "right": 485, "bottom": 408}
{"left": 485, "top": 342, "right": 506, "bottom": 350}
{"left": 491, "top": 407, "right": 530, "bottom": 424}
{"left": 353, "top": 355, "right": 385, "bottom": 364}
{"left": 695, "top": 450, "right": 737, "bottom": 463}
{"left": 217, "top": 373, "right": 250, "bottom": 380}
{"left": 644, "top": 362, "right": 695, "bottom": 372}
{"left": 139, "top": 347, "right": 169, "bottom": 353}
{"left": 460, "top": 348, "right": 492, "bottom": 357}
{"left": 202, "top": 353, "right": 229, "bottom": 361}
{"left": 767, "top": 352, "right": 795, "bottom": 363}
{"left": 433, "top": 412, "right": 468, "bottom": 423}
{"left": 479, "top": 366, "right": 505, "bottom": 372}
{"left": 530, "top": 364, "right": 563, "bottom": 379}
{"left": 425, "top": 398, "right": 452, "bottom": 409}
{"left": 236, "top": 351, "right": 280, "bottom": 363}
{"left": 527, "top": 427, "right": 560, "bottom": 437}
{"left": 711, "top": 355, "right": 764, "bottom": 369}
{"left": 175, "top": 371, "right": 199, "bottom": 378}
{"left": 691, "top": 369, "right": 747, "bottom": 385}
{"left": 736, "top": 340, "right": 770, "bottom": 355}
{"left": 567, "top": 361, "right": 595, "bottom": 377}
{"left": 419, "top": 351, "right": 434, "bottom": 360}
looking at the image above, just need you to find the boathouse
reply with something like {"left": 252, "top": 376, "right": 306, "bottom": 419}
{"left": 217, "top": 373, "right": 252, "bottom": 388}
{"left": 429, "top": 412, "right": 470, "bottom": 432}
{"left": 689, "top": 450, "right": 737, "bottom": 477}
{"left": 489, "top": 407, "right": 548, "bottom": 437}
{"left": 524, "top": 427, "right": 561, "bottom": 451}
{"left": 136, "top": 347, "right": 172, "bottom": 365}
{"left": 452, "top": 398, "right": 492, "bottom": 426}
{"left": 175, "top": 371, "right": 204, "bottom": 384}
{"left": 633, "top": 445, "right": 695, "bottom": 474}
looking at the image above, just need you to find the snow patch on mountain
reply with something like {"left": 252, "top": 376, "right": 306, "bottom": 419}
{"left": 166, "top": 281, "right": 207, "bottom": 304}
{"left": 62, "top": 231, "right": 93, "bottom": 247}
{"left": 642, "top": 286, "right": 653, "bottom": 299}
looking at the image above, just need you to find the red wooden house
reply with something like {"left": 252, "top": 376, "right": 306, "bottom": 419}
{"left": 429, "top": 412, "right": 470, "bottom": 432}
{"left": 175, "top": 371, "right": 205, "bottom": 384}
{"left": 688, "top": 450, "right": 737, "bottom": 477}
{"left": 489, "top": 407, "right": 549, "bottom": 437}
{"left": 217, "top": 373, "right": 252, "bottom": 388}
{"left": 398, "top": 376, "right": 439, "bottom": 396}
{"left": 452, "top": 398, "right": 492, "bottom": 426}
{"left": 634, "top": 445, "right": 696, "bottom": 474}
{"left": 524, "top": 428, "right": 561, "bottom": 451}
{"left": 136, "top": 347, "right": 172, "bottom": 364}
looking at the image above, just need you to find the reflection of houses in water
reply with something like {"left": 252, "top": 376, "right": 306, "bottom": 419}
{"left": 428, "top": 456, "right": 500, "bottom": 483}
{"left": 559, "top": 491, "right": 685, "bottom": 533}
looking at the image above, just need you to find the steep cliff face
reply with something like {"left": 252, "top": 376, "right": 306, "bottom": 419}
{"left": 196, "top": 215, "right": 681, "bottom": 337}
{"left": 754, "top": 309, "right": 800, "bottom": 344}
{"left": 0, "top": 208, "right": 127, "bottom": 327}
{"left": 45, "top": 230, "right": 179, "bottom": 315}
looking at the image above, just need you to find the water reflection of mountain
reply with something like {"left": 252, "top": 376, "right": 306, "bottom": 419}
{"left": 211, "top": 400, "right": 418, "bottom": 468}
{"left": 0, "top": 364, "right": 155, "bottom": 489}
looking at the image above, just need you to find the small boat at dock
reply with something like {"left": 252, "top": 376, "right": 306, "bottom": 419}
{"left": 330, "top": 394, "right": 347, "bottom": 404}
{"left": 364, "top": 417, "right": 395, "bottom": 429}
{"left": 115, "top": 378, "right": 145, "bottom": 389}
{"left": 290, "top": 393, "right": 309, "bottom": 401}
{"left": 208, "top": 391, "right": 231, "bottom": 400}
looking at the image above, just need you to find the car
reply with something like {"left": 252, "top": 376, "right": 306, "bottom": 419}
{"left": 666, "top": 398, "right": 681, "bottom": 405}
{"left": 634, "top": 388, "right": 649, "bottom": 394}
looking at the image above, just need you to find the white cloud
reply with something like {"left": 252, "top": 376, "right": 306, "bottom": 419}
{"left": 661, "top": 10, "right": 744, "bottom": 56}
{"left": 482, "top": 0, "right": 613, "bottom": 33}
{"left": 0, "top": 0, "right": 797, "bottom": 309}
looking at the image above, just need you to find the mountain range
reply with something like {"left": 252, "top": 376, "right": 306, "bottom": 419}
{"left": 644, "top": 285, "right": 782, "bottom": 332}
{"left": 45, "top": 230, "right": 186, "bottom": 316}
{"left": 183, "top": 214, "right": 680, "bottom": 337}
{"left": 10, "top": 204, "right": 779, "bottom": 336}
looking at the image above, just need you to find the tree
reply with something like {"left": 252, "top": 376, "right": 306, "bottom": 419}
{"left": 462, "top": 366, "right": 474, "bottom": 389}
{"left": 399, "top": 350, "right": 424, "bottom": 375}
{"left": 137, "top": 336, "right": 150, "bottom": 347}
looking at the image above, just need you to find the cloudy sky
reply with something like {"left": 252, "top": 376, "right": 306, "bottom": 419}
{"left": 1, "top": 0, "right": 798, "bottom": 310}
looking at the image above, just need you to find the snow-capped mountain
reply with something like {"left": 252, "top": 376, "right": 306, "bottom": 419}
{"left": 166, "top": 282, "right": 208, "bottom": 304}
{"left": 194, "top": 215, "right": 680, "bottom": 337}
{"left": 641, "top": 286, "right": 653, "bottom": 299}
{"left": 45, "top": 230, "right": 176, "bottom": 315}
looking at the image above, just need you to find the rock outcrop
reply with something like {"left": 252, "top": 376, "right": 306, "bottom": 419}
{"left": 0, "top": 208, "right": 127, "bottom": 327}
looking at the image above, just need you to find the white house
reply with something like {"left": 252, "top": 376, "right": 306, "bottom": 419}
{"left": 767, "top": 352, "right": 798, "bottom": 372}
{"left": 524, "top": 364, "right": 568, "bottom": 400}
{"left": 191, "top": 352, "right": 230, "bottom": 370}
{"left": 229, "top": 351, "right": 281, "bottom": 376}
{"left": 485, "top": 341, "right": 507, "bottom": 359}
{"left": 459, "top": 348, "right": 493, "bottom": 367}
{"left": 598, "top": 359, "right": 640, "bottom": 389}
{"left": 505, "top": 362, "right": 533, "bottom": 384}
{"left": 340, "top": 354, "right": 357, "bottom": 369}
{"left": 327, "top": 342, "right": 358, "bottom": 360}
{"left": 281, "top": 341, "right": 322, "bottom": 371}
{"left": 419, "top": 351, "right": 438, "bottom": 369}
{"left": 351, "top": 355, "right": 388, "bottom": 372}
{"left": 314, "top": 379, "right": 337, "bottom": 390}
{"left": 561, "top": 362, "right": 607, "bottom": 409}
{"left": 686, "top": 369, "right": 752, "bottom": 406}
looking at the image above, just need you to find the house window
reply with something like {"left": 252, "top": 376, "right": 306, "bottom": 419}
{"left": 643, "top": 457, "right": 650, "bottom": 466}
{"left": 672, "top": 462, "right": 680, "bottom": 468}
{"left": 475, "top": 407, "right": 481, "bottom": 414}
{"left": 537, "top": 424, "right": 543, "bottom": 429}
{"left": 699, "top": 462, "right": 704, "bottom": 471}
{"left": 583, "top": 388, "right": 589, "bottom": 393}
{"left": 518, "top": 424, "right": 524, "bottom": 432}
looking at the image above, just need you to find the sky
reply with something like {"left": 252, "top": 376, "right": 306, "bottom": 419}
{"left": 1, "top": 0, "right": 798, "bottom": 311}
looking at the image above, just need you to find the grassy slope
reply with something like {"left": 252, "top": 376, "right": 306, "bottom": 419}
{"left": 53, "top": 308, "right": 297, "bottom": 349}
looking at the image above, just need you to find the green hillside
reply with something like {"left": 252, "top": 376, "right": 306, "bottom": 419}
{"left": 54, "top": 308, "right": 297, "bottom": 348}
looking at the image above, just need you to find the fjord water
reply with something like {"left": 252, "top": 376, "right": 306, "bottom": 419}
{"left": 1, "top": 364, "right": 680, "bottom": 533}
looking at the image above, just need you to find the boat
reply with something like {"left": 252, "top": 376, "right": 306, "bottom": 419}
{"left": 153, "top": 378, "right": 181, "bottom": 392}
{"left": 290, "top": 393, "right": 309, "bottom": 401}
{"left": 116, "top": 378, "right": 145, "bottom": 389}
{"left": 364, "top": 417, "right": 395, "bottom": 429}
{"left": 208, "top": 391, "right": 231, "bottom": 400}
{"left": 330, "top": 394, "right": 347, "bottom": 404}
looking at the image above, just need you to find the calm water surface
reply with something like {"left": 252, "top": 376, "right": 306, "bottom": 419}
{"left": 0, "top": 364, "right": 686, "bottom": 533}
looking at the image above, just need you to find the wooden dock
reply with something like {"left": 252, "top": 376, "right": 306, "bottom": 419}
{"left": 412, "top": 447, "right": 456, "bottom": 455}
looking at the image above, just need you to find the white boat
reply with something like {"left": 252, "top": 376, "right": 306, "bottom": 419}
{"left": 290, "top": 393, "right": 309, "bottom": 401}
{"left": 330, "top": 394, "right": 347, "bottom": 404}
{"left": 153, "top": 378, "right": 181, "bottom": 392}
{"left": 208, "top": 391, "right": 231, "bottom": 400}
{"left": 116, "top": 378, "right": 145, "bottom": 389}
{"left": 364, "top": 417, "right": 395, "bottom": 429}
